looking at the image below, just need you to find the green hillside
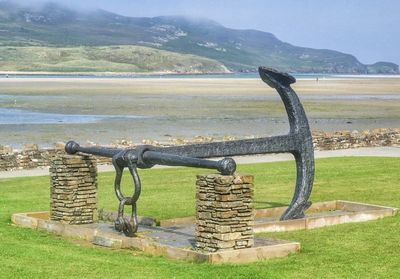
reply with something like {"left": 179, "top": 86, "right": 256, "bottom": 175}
{"left": 0, "top": 45, "right": 228, "bottom": 73}
{"left": 0, "top": 1, "right": 398, "bottom": 74}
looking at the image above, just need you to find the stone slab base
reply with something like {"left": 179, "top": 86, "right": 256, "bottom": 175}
{"left": 160, "top": 200, "right": 398, "bottom": 233}
{"left": 11, "top": 212, "right": 299, "bottom": 264}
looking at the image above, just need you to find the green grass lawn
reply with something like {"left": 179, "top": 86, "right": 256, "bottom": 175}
{"left": 0, "top": 157, "right": 399, "bottom": 278}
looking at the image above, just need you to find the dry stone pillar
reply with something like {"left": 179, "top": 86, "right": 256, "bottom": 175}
{"left": 50, "top": 154, "right": 98, "bottom": 224}
{"left": 196, "top": 174, "right": 254, "bottom": 252}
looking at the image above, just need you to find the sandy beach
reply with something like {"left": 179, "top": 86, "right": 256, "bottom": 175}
{"left": 1, "top": 77, "right": 399, "bottom": 148}
{"left": 1, "top": 76, "right": 400, "bottom": 95}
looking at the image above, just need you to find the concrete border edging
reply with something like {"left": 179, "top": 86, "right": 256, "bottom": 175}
{"left": 160, "top": 200, "right": 398, "bottom": 233}
{"left": 11, "top": 211, "right": 300, "bottom": 264}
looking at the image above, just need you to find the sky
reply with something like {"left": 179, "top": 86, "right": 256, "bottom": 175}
{"left": 14, "top": 0, "right": 400, "bottom": 65}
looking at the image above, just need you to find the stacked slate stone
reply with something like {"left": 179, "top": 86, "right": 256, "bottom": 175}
{"left": 0, "top": 146, "right": 17, "bottom": 171}
{"left": 312, "top": 128, "right": 400, "bottom": 150}
{"left": 17, "top": 144, "right": 40, "bottom": 169}
{"left": 50, "top": 154, "right": 98, "bottom": 224}
{"left": 196, "top": 174, "right": 254, "bottom": 252}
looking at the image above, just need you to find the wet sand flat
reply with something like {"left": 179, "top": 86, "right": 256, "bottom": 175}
{"left": 0, "top": 77, "right": 399, "bottom": 147}
{"left": 1, "top": 77, "right": 400, "bottom": 95}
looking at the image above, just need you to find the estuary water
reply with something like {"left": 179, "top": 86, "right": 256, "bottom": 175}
{"left": 0, "top": 108, "right": 147, "bottom": 125}
{"left": 1, "top": 76, "right": 399, "bottom": 148}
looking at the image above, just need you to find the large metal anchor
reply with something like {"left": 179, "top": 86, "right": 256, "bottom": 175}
{"left": 65, "top": 67, "right": 314, "bottom": 236}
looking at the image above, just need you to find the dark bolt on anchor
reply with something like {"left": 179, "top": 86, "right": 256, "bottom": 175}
{"left": 65, "top": 66, "right": 314, "bottom": 236}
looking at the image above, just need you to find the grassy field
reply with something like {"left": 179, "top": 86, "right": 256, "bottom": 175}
{"left": 0, "top": 46, "right": 227, "bottom": 73}
{"left": 0, "top": 157, "right": 399, "bottom": 278}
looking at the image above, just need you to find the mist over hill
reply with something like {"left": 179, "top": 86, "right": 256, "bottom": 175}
{"left": 0, "top": 1, "right": 398, "bottom": 74}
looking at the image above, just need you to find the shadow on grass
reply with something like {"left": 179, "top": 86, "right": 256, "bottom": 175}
{"left": 253, "top": 201, "right": 289, "bottom": 208}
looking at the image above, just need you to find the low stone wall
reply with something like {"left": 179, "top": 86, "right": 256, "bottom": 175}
{"left": 313, "top": 128, "right": 400, "bottom": 150}
{"left": 196, "top": 174, "right": 254, "bottom": 252}
{"left": 50, "top": 154, "right": 98, "bottom": 224}
{"left": 1, "top": 128, "right": 399, "bottom": 171}
{"left": 0, "top": 144, "right": 60, "bottom": 171}
{"left": 0, "top": 153, "right": 18, "bottom": 171}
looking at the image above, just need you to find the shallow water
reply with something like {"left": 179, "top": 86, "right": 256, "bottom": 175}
{"left": 0, "top": 108, "right": 147, "bottom": 125}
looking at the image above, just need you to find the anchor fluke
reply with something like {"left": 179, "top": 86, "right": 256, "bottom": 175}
{"left": 258, "top": 67, "right": 296, "bottom": 88}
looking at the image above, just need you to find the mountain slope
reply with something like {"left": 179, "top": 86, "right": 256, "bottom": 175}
{"left": 0, "top": 1, "right": 398, "bottom": 74}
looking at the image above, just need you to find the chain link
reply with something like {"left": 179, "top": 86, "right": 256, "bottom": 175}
{"left": 112, "top": 151, "right": 141, "bottom": 237}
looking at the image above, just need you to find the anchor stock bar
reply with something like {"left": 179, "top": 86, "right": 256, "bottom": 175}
{"left": 157, "top": 134, "right": 297, "bottom": 158}
{"left": 65, "top": 141, "right": 237, "bottom": 175}
{"left": 142, "top": 151, "right": 236, "bottom": 175}
{"left": 65, "top": 142, "right": 120, "bottom": 158}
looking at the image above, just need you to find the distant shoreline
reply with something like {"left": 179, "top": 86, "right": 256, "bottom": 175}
{"left": 0, "top": 71, "right": 399, "bottom": 79}
{"left": 0, "top": 70, "right": 192, "bottom": 77}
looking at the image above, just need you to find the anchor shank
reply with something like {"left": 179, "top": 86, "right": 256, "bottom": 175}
{"left": 157, "top": 134, "right": 296, "bottom": 158}
{"left": 67, "top": 134, "right": 297, "bottom": 161}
